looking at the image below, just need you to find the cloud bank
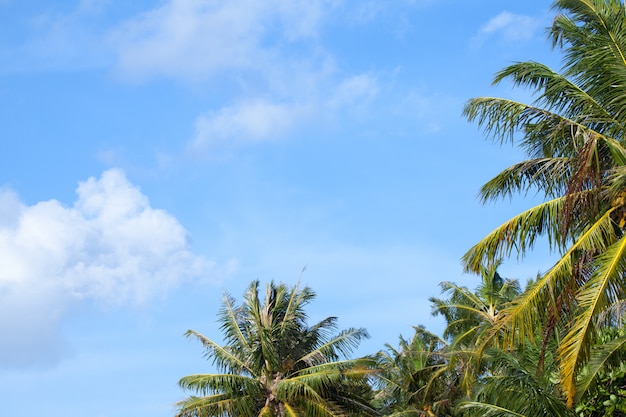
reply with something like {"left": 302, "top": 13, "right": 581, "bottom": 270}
{"left": 0, "top": 169, "right": 212, "bottom": 368}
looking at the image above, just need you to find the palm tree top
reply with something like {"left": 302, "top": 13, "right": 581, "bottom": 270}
{"left": 176, "top": 280, "right": 377, "bottom": 417}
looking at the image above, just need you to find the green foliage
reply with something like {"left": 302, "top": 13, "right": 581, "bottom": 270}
{"left": 458, "top": 346, "right": 574, "bottom": 417}
{"left": 430, "top": 261, "right": 520, "bottom": 347}
{"left": 576, "top": 327, "right": 626, "bottom": 416}
{"left": 462, "top": 0, "right": 626, "bottom": 405}
{"left": 376, "top": 326, "right": 455, "bottom": 417}
{"left": 176, "top": 280, "right": 378, "bottom": 417}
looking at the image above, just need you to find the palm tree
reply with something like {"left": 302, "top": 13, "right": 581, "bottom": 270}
{"left": 426, "top": 263, "right": 521, "bottom": 401}
{"left": 462, "top": 0, "right": 626, "bottom": 405}
{"left": 175, "top": 280, "right": 378, "bottom": 417}
{"left": 375, "top": 326, "right": 454, "bottom": 417}
{"left": 458, "top": 346, "right": 575, "bottom": 417}
{"left": 430, "top": 261, "right": 520, "bottom": 348}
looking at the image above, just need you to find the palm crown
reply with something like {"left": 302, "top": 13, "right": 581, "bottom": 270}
{"left": 176, "top": 280, "right": 377, "bottom": 417}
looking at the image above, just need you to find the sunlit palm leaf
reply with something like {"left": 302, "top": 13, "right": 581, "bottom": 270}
{"left": 481, "top": 209, "right": 618, "bottom": 352}
{"left": 559, "top": 235, "right": 626, "bottom": 404}
{"left": 463, "top": 197, "right": 566, "bottom": 273}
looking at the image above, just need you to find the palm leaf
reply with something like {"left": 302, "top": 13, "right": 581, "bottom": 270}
{"left": 296, "top": 328, "right": 369, "bottom": 366}
{"left": 470, "top": 207, "right": 618, "bottom": 358}
{"left": 458, "top": 401, "right": 528, "bottom": 417}
{"left": 462, "top": 196, "right": 566, "bottom": 273}
{"left": 559, "top": 234, "right": 626, "bottom": 405}
{"left": 184, "top": 330, "right": 254, "bottom": 375}
{"left": 575, "top": 331, "right": 626, "bottom": 402}
{"left": 178, "top": 373, "right": 260, "bottom": 395}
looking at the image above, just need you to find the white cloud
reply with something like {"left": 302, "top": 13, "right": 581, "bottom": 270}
{"left": 109, "top": 0, "right": 333, "bottom": 81}
{"left": 0, "top": 169, "right": 213, "bottom": 368}
{"left": 186, "top": 72, "right": 382, "bottom": 152}
{"left": 474, "top": 11, "right": 542, "bottom": 44}
{"left": 189, "top": 99, "right": 308, "bottom": 150}
{"left": 329, "top": 74, "right": 379, "bottom": 109}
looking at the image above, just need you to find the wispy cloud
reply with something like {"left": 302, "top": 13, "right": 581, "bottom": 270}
{"left": 108, "top": 0, "right": 333, "bottom": 82}
{"left": 0, "top": 0, "right": 113, "bottom": 72}
{"left": 189, "top": 99, "right": 308, "bottom": 151}
{"left": 472, "top": 11, "right": 543, "bottom": 46}
{"left": 186, "top": 71, "right": 382, "bottom": 152}
{"left": 0, "top": 169, "right": 213, "bottom": 368}
{"left": 329, "top": 74, "right": 379, "bottom": 110}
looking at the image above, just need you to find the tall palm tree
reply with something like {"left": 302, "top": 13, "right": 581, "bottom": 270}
{"left": 176, "top": 280, "right": 378, "bottom": 417}
{"left": 462, "top": 0, "right": 626, "bottom": 405}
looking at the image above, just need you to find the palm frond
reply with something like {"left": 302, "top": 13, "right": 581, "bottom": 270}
{"left": 178, "top": 373, "right": 260, "bottom": 396}
{"left": 296, "top": 327, "right": 369, "bottom": 366}
{"left": 218, "top": 292, "right": 249, "bottom": 351}
{"left": 491, "top": 208, "right": 618, "bottom": 350}
{"left": 184, "top": 329, "right": 254, "bottom": 375}
{"left": 458, "top": 401, "right": 528, "bottom": 417}
{"left": 575, "top": 330, "right": 626, "bottom": 402}
{"left": 462, "top": 196, "right": 566, "bottom": 273}
{"left": 559, "top": 234, "right": 626, "bottom": 405}
{"left": 494, "top": 61, "right": 619, "bottom": 130}
{"left": 175, "top": 393, "right": 257, "bottom": 417}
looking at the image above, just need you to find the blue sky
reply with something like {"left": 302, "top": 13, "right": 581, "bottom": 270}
{"left": 0, "top": 1, "right": 561, "bottom": 415}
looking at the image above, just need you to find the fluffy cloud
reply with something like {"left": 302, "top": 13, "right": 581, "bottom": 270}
{"left": 0, "top": 169, "right": 212, "bottom": 368}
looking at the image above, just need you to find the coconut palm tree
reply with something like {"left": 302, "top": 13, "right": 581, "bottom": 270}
{"left": 375, "top": 326, "right": 454, "bottom": 417}
{"left": 426, "top": 263, "right": 521, "bottom": 401}
{"left": 430, "top": 261, "right": 520, "bottom": 348}
{"left": 175, "top": 280, "right": 378, "bottom": 417}
{"left": 458, "top": 345, "right": 575, "bottom": 417}
{"left": 462, "top": 0, "right": 626, "bottom": 405}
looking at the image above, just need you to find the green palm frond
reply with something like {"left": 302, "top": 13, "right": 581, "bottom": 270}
{"left": 559, "top": 234, "right": 626, "bottom": 405}
{"left": 184, "top": 329, "right": 254, "bottom": 375}
{"left": 484, "top": 208, "right": 618, "bottom": 350}
{"left": 218, "top": 292, "right": 249, "bottom": 350}
{"left": 479, "top": 158, "right": 571, "bottom": 201}
{"left": 458, "top": 401, "right": 528, "bottom": 417}
{"left": 494, "top": 61, "right": 618, "bottom": 130}
{"left": 175, "top": 393, "right": 257, "bottom": 417}
{"left": 293, "top": 357, "right": 378, "bottom": 380}
{"left": 457, "top": 347, "right": 574, "bottom": 417}
{"left": 276, "top": 378, "right": 348, "bottom": 417}
{"left": 551, "top": 0, "right": 626, "bottom": 126}
{"left": 464, "top": 97, "right": 555, "bottom": 146}
{"left": 464, "top": 0, "right": 626, "bottom": 410}
{"left": 296, "top": 327, "right": 369, "bottom": 367}
{"left": 178, "top": 373, "right": 260, "bottom": 396}
{"left": 463, "top": 197, "right": 566, "bottom": 273}
{"left": 376, "top": 326, "right": 453, "bottom": 416}
{"left": 575, "top": 330, "right": 626, "bottom": 402}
